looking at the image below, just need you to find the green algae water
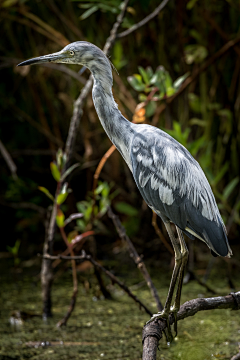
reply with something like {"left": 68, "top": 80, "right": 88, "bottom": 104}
{"left": 0, "top": 259, "right": 239, "bottom": 360}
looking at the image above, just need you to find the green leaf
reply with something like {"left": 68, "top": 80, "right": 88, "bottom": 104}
{"left": 38, "top": 186, "right": 55, "bottom": 202}
{"left": 138, "top": 66, "right": 150, "bottom": 85}
{"left": 114, "top": 202, "right": 138, "bottom": 216}
{"left": 173, "top": 72, "right": 190, "bottom": 89}
{"left": 139, "top": 93, "right": 147, "bottom": 102}
{"left": 146, "top": 66, "right": 153, "bottom": 80}
{"left": 223, "top": 177, "right": 239, "bottom": 200}
{"left": 127, "top": 75, "right": 145, "bottom": 92}
{"left": 50, "top": 162, "right": 61, "bottom": 182}
{"left": 56, "top": 209, "right": 65, "bottom": 228}
{"left": 186, "top": 0, "right": 198, "bottom": 10}
{"left": 57, "top": 192, "right": 68, "bottom": 205}
{"left": 188, "top": 93, "right": 201, "bottom": 113}
{"left": 56, "top": 149, "right": 67, "bottom": 170}
{"left": 7, "top": 239, "right": 21, "bottom": 255}
{"left": 79, "top": 5, "right": 98, "bottom": 20}
{"left": 146, "top": 101, "right": 157, "bottom": 117}
{"left": 61, "top": 163, "right": 80, "bottom": 181}
{"left": 185, "top": 44, "right": 208, "bottom": 64}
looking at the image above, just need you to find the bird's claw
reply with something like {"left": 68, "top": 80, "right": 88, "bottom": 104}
{"left": 146, "top": 308, "right": 178, "bottom": 343}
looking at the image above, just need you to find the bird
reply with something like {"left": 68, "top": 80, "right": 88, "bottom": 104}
{"left": 18, "top": 41, "right": 232, "bottom": 341}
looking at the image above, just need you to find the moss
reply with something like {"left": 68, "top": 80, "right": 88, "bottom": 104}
{"left": 0, "top": 263, "right": 239, "bottom": 360}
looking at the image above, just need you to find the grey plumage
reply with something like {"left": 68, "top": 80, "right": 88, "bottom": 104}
{"left": 18, "top": 41, "right": 232, "bottom": 258}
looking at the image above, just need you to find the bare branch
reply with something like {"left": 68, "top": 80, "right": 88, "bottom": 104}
{"left": 0, "top": 140, "right": 18, "bottom": 180}
{"left": 108, "top": 207, "right": 163, "bottom": 312}
{"left": 117, "top": 0, "right": 170, "bottom": 38}
{"left": 42, "top": 252, "right": 152, "bottom": 316}
{"left": 0, "top": 200, "right": 45, "bottom": 215}
{"left": 142, "top": 292, "right": 240, "bottom": 360}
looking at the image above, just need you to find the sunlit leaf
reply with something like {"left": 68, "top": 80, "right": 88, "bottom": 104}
{"left": 56, "top": 209, "right": 65, "bottom": 228}
{"left": 173, "top": 72, "right": 190, "bottom": 89}
{"left": 128, "top": 75, "right": 145, "bottom": 92}
{"left": 57, "top": 192, "right": 68, "bottom": 205}
{"left": 138, "top": 66, "right": 150, "bottom": 85}
{"left": 38, "top": 186, "right": 55, "bottom": 202}
{"left": 50, "top": 162, "right": 61, "bottom": 182}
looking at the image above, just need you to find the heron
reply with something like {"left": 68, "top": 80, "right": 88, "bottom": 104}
{"left": 18, "top": 41, "right": 232, "bottom": 340}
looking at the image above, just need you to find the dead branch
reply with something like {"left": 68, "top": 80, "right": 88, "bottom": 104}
{"left": 0, "top": 140, "right": 18, "bottom": 180}
{"left": 108, "top": 207, "right": 163, "bottom": 312}
{"left": 117, "top": 0, "right": 170, "bottom": 38}
{"left": 42, "top": 252, "right": 152, "bottom": 316}
{"left": 57, "top": 227, "right": 78, "bottom": 327}
{"left": 142, "top": 291, "right": 240, "bottom": 360}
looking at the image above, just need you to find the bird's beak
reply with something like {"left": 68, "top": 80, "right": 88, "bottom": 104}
{"left": 17, "top": 50, "right": 66, "bottom": 67}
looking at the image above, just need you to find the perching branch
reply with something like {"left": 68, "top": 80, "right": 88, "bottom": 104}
{"left": 42, "top": 252, "right": 152, "bottom": 316}
{"left": 117, "top": 0, "right": 170, "bottom": 38}
{"left": 142, "top": 291, "right": 240, "bottom": 360}
{"left": 108, "top": 207, "right": 163, "bottom": 312}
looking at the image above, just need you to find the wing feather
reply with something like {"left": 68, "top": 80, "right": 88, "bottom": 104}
{"left": 130, "top": 125, "right": 232, "bottom": 257}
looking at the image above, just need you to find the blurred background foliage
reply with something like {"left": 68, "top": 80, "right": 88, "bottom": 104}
{"left": 0, "top": 0, "right": 240, "bottom": 270}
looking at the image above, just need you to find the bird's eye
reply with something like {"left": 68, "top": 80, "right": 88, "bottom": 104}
{"left": 69, "top": 50, "right": 74, "bottom": 56}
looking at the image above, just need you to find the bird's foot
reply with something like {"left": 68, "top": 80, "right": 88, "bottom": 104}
{"left": 146, "top": 309, "right": 174, "bottom": 343}
{"left": 146, "top": 306, "right": 179, "bottom": 343}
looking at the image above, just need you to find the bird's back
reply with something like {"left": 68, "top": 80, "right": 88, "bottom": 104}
{"left": 130, "top": 124, "right": 232, "bottom": 257}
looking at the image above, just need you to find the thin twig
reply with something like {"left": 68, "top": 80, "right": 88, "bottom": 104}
{"left": 0, "top": 140, "right": 18, "bottom": 180}
{"left": 108, "top": 207, "right": 163, "bottom": 312}
{"left": 42, "top": 252, "right": 152, "bottom": 316}
{"left": 57, "top": 227, "right": 78, "bottom": 327}
{"left": 0, "top": 200, "right": 45, "bottom": 215}
{"left": 117, "top": 0, "right": 170, "bottom": 38}
{"left": 142, "top": 291, "right": 240, "bottom": 360}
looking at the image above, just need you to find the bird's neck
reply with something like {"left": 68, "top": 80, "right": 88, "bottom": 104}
{"left": 91, "top": 75, "right": 134, "bottom": 169}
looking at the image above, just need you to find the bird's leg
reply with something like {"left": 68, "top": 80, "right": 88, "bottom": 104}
{"left": 146, "top": 222, "right": 183, "bottom": 342}
{"left": 170, "top": 227, "right": 189, "bottom": 337}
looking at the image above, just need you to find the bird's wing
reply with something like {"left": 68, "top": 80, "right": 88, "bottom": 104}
{"left": 130, "top": 125, "right": 231, "bottom": 257}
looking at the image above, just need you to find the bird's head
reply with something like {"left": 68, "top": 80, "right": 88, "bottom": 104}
{"left": 18, "top": 41, "right": 113, "bottom": 88}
